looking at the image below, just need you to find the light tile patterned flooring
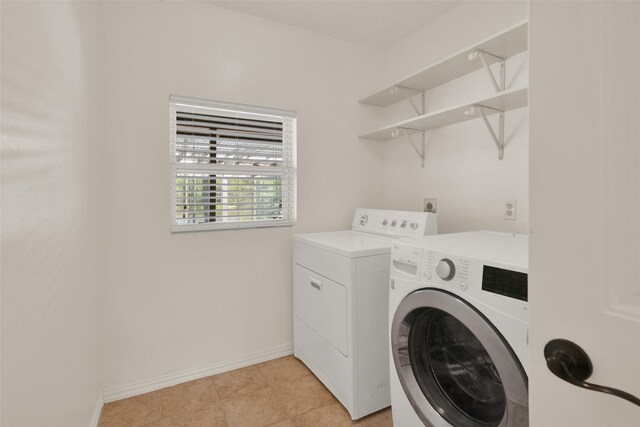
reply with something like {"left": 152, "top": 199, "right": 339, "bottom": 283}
{"left": 99, "top": 355, "right": 393, "bottom": 427}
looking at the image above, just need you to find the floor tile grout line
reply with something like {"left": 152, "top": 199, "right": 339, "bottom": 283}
{"left": 290, "top": 400, "right": 338, "bottom": 420}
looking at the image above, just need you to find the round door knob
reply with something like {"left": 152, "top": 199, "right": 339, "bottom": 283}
{"left": 435, "top": 258, "right": 455, "bottom": 281}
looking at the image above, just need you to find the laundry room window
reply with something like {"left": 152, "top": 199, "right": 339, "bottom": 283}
{"left": 170, "top": 96, "right": 297, "bottom": 232}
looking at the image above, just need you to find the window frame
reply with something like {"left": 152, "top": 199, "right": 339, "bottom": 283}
{"left": 169, "top": 95, "right": 297, "bottom": 232}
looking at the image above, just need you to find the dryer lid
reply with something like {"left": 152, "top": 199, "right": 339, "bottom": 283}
{"left": 293, "top": 230, "right": 393, "bottom": 258}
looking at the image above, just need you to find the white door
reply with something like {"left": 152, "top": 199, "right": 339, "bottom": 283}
{"left": 530, "top": 1, "right": 640, "bottom": 425}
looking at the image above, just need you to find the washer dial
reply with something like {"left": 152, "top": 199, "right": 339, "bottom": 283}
{"left": 435, "top": 258, "right": 456, "bottom": 281}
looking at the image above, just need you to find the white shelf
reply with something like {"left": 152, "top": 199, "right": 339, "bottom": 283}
{"left": 358, "top": 87, "right": 528, "bottom": 141}
{"left": 359, "top": 21, "right": 528, "bottom": 107}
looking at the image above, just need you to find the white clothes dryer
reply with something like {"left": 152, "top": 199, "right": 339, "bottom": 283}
{"left": 389, "top": 231, "right": 528, "bottom": 427}
{"left": 293, "top": 208, "right": 437, "bottom": 419}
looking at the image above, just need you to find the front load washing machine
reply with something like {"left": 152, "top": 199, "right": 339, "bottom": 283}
{"left": 389, "top": 231, "right": 528, "bottom": 427}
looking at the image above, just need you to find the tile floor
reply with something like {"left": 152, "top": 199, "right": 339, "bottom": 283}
{"left": 99, "top": 355, "right": 393, "bottom": 427}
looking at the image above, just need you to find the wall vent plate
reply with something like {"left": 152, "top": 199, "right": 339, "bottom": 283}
{"left": 424, "top": 198, "right": 437, "bottom": 213}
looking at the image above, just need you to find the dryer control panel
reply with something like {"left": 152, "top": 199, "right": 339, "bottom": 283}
{"left": 352, "top": 208, "right": 437, "bottom": 238}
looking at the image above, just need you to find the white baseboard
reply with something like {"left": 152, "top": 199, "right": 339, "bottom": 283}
{"left": 103, "top": 342, "right": 293, "bottom": 403}
{"left": 90, "top": 389, "right": 104, "bottom": 427}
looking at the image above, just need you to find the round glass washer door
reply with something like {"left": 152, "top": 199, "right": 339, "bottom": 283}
{"left": 391, "top": 288, "right": 528, "bottom": 427}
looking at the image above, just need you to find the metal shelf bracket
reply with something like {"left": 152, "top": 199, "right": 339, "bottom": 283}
{"left": 391, "top": 127, "right": 426, "bottom": 167}
{"left": 465, "top": 105, "right": 505, "bottom": 160}
{"left": 391, "top": 85, "right": 425, "bottom": 116}
{"left": 468, "top": 49, "right": 505, "bottom": 92}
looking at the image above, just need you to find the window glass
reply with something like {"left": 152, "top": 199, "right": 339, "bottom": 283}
{"left": 170, "top": 97, "right": 296, "bottom": 231}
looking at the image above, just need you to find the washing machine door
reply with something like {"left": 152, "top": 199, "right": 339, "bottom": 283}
{"left": 391, "top": 288, "right": 528, "bottom": 427}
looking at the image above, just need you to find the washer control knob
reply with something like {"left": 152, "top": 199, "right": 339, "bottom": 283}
{"left": 400, "top": 220, "right": 407, "bottom": 228}
{"left": 435, "top": 258, "right": 456, "bottom": 281}
{"left": 382, "top": 218, "right": 389, "bottom": 226}
{"left": 391, "top": 220, "right": 397, "bottom": 227}
{"left": 359, "top": 214, "right": 368, "bottom": 225}
{"left": 460, "top": 281, "right": 468, "bottom": 291}
{"left": 425, "top": 272, "right": 433, "bottom": 280}
{"left": 410, "top": 222, "right": 418, "bottom": 230}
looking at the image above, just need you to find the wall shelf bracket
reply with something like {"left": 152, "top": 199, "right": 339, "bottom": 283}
{"left": 393, "top": 127, "right": 426, "bottom": 167}
{"left": 465, "top": 105, "right": 505, "bottom": 160}
{"left": 468, "top": 49, "right": 505, "bottom": 92}
{"left": 391, "top": 85, "right": 425, "bottom": 116}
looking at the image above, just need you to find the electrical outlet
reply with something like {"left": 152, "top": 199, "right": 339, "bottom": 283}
{"left": 504, "top": 200, "right": 517, "bottom": 221}
{"left": 424, "top": 198, "right": 437, "bottom": 213}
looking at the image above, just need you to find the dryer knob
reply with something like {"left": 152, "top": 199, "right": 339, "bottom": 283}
{"left": 436, "top": 258, "right": 456, "bottom": 281}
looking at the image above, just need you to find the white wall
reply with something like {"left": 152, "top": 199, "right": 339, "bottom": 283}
{"left": 99, "top": 1, "right": 384, "bottom": 393}
{"left": 370, "top": 1, "right": 529, "bottom": 234}
{"left": 0, "top": 2, "right": 532, "bottom": 416}
{"left": 0, "top": 2, "right": 103, "bottom": 426}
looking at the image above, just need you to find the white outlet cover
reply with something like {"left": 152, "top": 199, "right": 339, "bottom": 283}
{"left": 504, "top": 200, "right": 517, "bottom": 220}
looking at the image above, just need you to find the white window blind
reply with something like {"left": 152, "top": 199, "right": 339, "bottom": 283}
{"left": 170, "top": 96, "right": 296, "bottom": 232}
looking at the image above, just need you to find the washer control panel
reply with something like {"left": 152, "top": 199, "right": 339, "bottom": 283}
{"left": 390, "top": 235, "right": 528, "bottom": 324}
{"left": 352, "top": 208, "right": 438, "bottom": 237}
{"left": 422, "top": 251, "right": 471, "bottom": 291}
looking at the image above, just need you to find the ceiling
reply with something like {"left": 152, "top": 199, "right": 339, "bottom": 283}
{"left": 206, "top": 1, "right": 462, "bottom": 49}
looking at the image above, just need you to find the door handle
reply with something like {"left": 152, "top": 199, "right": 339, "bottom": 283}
{"left": 310, "top": 277, "right": 322, "bottom": 290}
{"left": 544, "top": 339, "right": 640, "bottom": 407}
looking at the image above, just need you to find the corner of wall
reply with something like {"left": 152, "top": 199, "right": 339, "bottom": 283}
{"left": 375, "top": 1, "right": 529, "bottom": 232}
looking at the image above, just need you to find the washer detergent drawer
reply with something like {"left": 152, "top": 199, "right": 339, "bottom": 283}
{"left": 294, "top": 265, "right": 348, "bottom": 356}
